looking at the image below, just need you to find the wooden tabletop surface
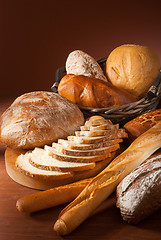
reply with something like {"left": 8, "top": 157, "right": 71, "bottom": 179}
{"left": 1, "top": 152, "right": 161, "bottom": 240}
{"left": 1, "top": 99, "right": 161, "bottom": 239}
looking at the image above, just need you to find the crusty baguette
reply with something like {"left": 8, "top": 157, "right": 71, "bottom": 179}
{"left": 54, "top": 121, "right": 161, "bottom": 235}
{"left": 16, "top": 178, "right": 91, "bottom": 213}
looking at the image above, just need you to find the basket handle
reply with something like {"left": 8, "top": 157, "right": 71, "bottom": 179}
{"left": 147, "top": 70, "right": 161, "bottom": 99}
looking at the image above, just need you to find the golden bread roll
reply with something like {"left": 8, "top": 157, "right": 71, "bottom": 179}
{"left": 58, "top": 74, "right": 137, "bottom": 108}
{"left": 106, "top": 44, "right": 160, "bottom": 98}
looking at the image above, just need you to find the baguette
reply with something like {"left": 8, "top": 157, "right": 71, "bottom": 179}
{"left": 16, "top": 178, "right": 91, "bottom": 213}
{"left": 54, "top": 121, "right": 161, "bottom": 235}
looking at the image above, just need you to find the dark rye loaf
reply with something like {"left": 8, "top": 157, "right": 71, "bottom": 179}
{"left": 0, "top": 91, "right": 84, "bottom": 149}
{"left": 116, "top": 150, "right": 161, "bottom": 224}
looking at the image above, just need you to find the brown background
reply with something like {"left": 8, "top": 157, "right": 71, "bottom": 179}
{"left": 0, "top": 0, "right": 161, "bottom": 100}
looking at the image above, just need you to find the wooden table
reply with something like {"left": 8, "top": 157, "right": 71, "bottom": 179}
{"left": 1, "top": 152, "right": 161, "bottom": 240}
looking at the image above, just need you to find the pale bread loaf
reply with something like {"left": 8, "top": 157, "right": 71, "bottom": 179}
{"left": 66, "top": 50, "right": 107, "bottom": 81}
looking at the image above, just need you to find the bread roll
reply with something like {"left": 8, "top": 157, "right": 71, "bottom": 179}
{"left": 116, "top": 150, "right": 161, "bottom": 224}
{"left": 124, "top": 109, "right": 161, "bottom": 142}
{"left": 0, "top": 91, "right": 84, "bottom": 149}
{"left": 66, "top": 50, "right": 107, "bottom": 81}
{"left": 58, "top": 74, "right": 137, "bottom": 108}
{"left": 106, "top": 44, "right": 160, "bottom": 98}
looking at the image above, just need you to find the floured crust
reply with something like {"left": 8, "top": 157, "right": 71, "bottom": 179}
{"left": 116, "top": 150, "right": 161, "bottom": 224}
{"left": 66, "top": 50, "right": 107, "bottom": 81}
{"left": 0, "top": 91, "right": 84, "bottom": 149}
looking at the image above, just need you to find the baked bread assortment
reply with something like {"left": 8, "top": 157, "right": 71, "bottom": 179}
{"left": 12, "top": 116, "right": 127, "bottom": 188}
{"left": 124, "top": 109, "right": 161, "bottom": 142}
{"left": 0, "top": 91, "right": 84, "bottom": 149}
{"left": 1, "top": 44, "right": 161, "bottom": 236}
{"left": 54, "top": 122, "right": 161, "bottom": 235}
{"left": 106, "top": 44, "right": 160, "bottom": 98}
{"left": 116, "top": 150, "right": 161, "bottom": 224}
{"left": 66, "top": 50, "right": 107, "bottom": 81}
{"left": 58, "top": 74, "right": 137, "bottom": 108}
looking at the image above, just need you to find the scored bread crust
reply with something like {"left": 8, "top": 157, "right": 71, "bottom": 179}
{"left": 0, "top": 91, "right": 84, "bottom": 149}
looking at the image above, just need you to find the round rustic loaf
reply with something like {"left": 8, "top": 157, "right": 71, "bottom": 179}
{"left": 0, "top": 91, "right": 84, "bottom": 149}
{"left": 106, "top": 44, "right": 160, "bottom": 98}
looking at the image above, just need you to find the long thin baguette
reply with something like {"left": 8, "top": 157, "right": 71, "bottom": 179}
{"left": 16, "top": 178, "right": 91, "bottom": 213}
{"left": 54, "top": 122, "right": 161, "bottom": 235}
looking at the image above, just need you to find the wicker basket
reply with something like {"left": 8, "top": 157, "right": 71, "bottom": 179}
{"left": 51, "top": 57, "right": 161, "bottom": 125}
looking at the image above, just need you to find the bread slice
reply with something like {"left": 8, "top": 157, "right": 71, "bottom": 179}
{"left": 29, "top": 148, "right": 95, "bottom": 172}
{"left": 80, "top": 123, "right": 119, "bottom": 131}
{"left": 58, "top": 138, "right": 123, "bottom": 150}
{"left": 85, "top": 117, "right": 112, "bottom": 126}
{"left": 45, "top": 145, "right": 111, "bottom": 163}
{"left": 75, "top": 129, "right": 126, "bottom": 137}
{"left": 15, "top": 151, "right": 73, "bottom": 179}
{"left": 52, "top": 142, "right": 119, "bottom": 156}
{"left": 68, "top": 132, "right": 128, "bottom": 144}
{"left": 5, "top": 148, "right": 116, "bottom": 190}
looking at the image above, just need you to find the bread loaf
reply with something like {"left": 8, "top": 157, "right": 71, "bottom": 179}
{"left": 54, "top": 121, "right": 161, "bottom": 235}
{"left": 106, "top": 44, "right": 160, "bottom": 98}
{"left": 66, "top": 50, "right": 107, "bottom": 81}
{"left": 0, "top": 91, "right": 84, "bottom": 149}
{"left": 124, "top": 109, "right": 161, "bottom": 142}
{"left": 116, "top": 150, "right": 161, "bottom": 224}
{"left": 58, "top": 74, "right": 137, "bottom": 108}
{"left": 6, "top": 116, "right": 124, "bottom": 190}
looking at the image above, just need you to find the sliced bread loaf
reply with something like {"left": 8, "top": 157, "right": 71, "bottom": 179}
{"left": 80, "top": 123, "right": 119, "bottom": 131}
{"left": 45, "top": 145, "right": 111, "bottom": 163}
{"left": 68, "top": 132, "right": 128, "bottom": 144}
{"left": 58, "top": 138, "right": 123, "bottom": 150}
{"left": 75, "top": 129, "right": 125, "bottom": 137}
{"left": 52, "top": 142, "right": 119, "bottom": 156}
{"left": 16, "top": 151, "right": 73, "bottom": 179}
{"left": 29, "top": 148, "right": 95, "bottom": 172}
